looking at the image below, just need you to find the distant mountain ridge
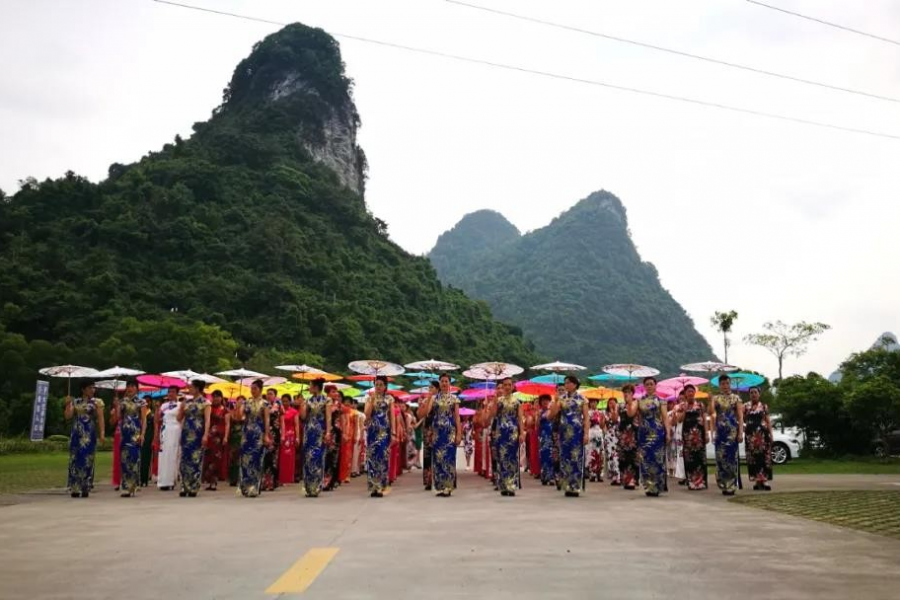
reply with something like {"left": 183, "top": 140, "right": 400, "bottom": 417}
{"left": 829, "top": 332, "right": 899, "bottom": 382}
{"left": 428, "top": 190, "right": 714, "bottom": 373}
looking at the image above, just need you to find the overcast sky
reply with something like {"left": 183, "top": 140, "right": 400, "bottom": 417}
{"left": 2, "top": 0, "right": 898, "bottom": 379}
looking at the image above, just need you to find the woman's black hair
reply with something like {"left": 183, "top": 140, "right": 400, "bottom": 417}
{"left": 167, "top": 385, "right": 180, "bottom": 393}
{"left": 251, "top": 379, "right": 264, "bottom": 389}
{"left": 281, "top": 394, "right": 292, "bottom": 402}
{"left": 212, "top": 390, "right": 223, "bottom": 398}
{"left": 564, "top": 375, "right": 580, "bottom": 389}
{"left": 429, "top": 380, "right": 440, "bottom": 392}
{"left": 311, "top": 378, "right": 325, "bottom": 390}
{"left": 683, "top": 384, "right": 696, "bottom": 392}
{"left": 125, "top": 379, "right": 138, "bottom": 389}
{"left": 538, "top": 394, "right": 551, "bottom": 403}
{"left": 439, "top": 373, "right": 451, "bottom": 382}
{"left": 375, "top": 375, "right": 388, "bottom": 386}
{"left": 606, "top": 398, "right": 618, "bottom": 409}
{"left": 749, "top": 386, "right": 761, "bottom": 393}
{"left": 622, "top": 383, "right": 636, "bottom": 394}
{"left": 719, "top": 374, "right": 731, "bottom": 382}
{"left": 80, "top": 380, "right": 94, "bottom": 392}
{"left": 266, "top": 388, "right": 278, "bottom": 396}
{"left": 643, "top": 376, "right": 657, "bottom": 385}
{"left": 191, "top": 379, "right": 206, "bottom": 393}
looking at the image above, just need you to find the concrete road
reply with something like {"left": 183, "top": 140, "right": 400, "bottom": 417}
{"left": 1, "top": 468, "right": 899, "bottom": 600}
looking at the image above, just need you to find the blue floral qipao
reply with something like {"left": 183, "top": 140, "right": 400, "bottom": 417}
{"left": 303, "top": 394, "right": 328, "bottom": 497}
{"left": 538, "top": 407, "right": 556, "bottom": 485}
{"left": 366, "top": 393, "right": 392, "bottom": 493}
{"left": 714, "top": 393, "right": 743, "bottom": 492}
{"left": 119, "top": 395, "right": 146, "bottom": 495}
{"left": 637, "top": 396, "right": 667, "bottom": 495}
{"left": 431, "top": 393, "right": 459, "bottom": 495}
{"left": 240, "top": 397, "right": 267, "bottom": 497}
{"left": 68, "top": 397, "right": 102, "bottom": 495}
{"left": 558, "top": 392, "right": 586, "bottom": 493}
{"left": 179, "top": 398, "right": 207, "bottom": 495}
{"left": 495, "top": 395, "right": 520, "bottom": 493}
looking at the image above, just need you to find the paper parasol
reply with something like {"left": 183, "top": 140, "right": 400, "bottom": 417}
{"left": 531, "top": 361, "right": 586, "bottom": 372}
{"left": 348, "top": 360, "right": 405, "bottom": 377}
{"left": 601, "top": 364, "right": 660, "bottom": 380}
{"left": 464, "top": 362, "right": 524, "bottom": 381}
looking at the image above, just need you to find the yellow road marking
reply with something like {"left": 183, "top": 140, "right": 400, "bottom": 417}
{"left": 266, "top": 548, "right": 340, "bottom": 595}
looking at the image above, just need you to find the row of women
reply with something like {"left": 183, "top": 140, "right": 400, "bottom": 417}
{"left": 65, "top": 375, "right": 441, "bottom": 499}
{"left": 472, "top": 374, "right": 774, "bottom": 498}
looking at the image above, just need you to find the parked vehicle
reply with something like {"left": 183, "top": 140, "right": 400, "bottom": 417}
{"left": 873, "top": 429, "right": 900, "bottom": 457}
{"left": 704, "top": 414, "right": 802, "bottom": 465}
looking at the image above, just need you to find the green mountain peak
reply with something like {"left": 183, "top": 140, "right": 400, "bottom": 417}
{"left": 0, "top": 22, "right": 539, "bottom": 417}
{"left": 428, "top": 190, "right": 713, "bottom": 373}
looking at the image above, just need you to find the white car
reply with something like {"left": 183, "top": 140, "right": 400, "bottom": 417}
{"left": 704, "top": 414, "right": 803, "bottom": 465}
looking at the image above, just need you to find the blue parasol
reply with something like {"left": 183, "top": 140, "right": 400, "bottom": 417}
{"left": 711, "top": 372, "right": 765, "bottom": 390}
{"left": 530, "top": 373, "right": 567, "bottom": 384}
{"left": 588, "top": 373, "right": 631, "bottom": 383}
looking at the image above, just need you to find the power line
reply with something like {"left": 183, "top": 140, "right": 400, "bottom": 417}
{"left": 746, "top": 0, "right": 900, "bottom": 47}
{"left": 152, "top": 0, "right": 900, "bottom": 141}
{"left": 445, "top": 0, "right": 900, "bottom": 104}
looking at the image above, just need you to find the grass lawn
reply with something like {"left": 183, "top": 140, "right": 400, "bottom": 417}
{"left": 0, "top": 452, "right": 112, "bottom": 495}
{"left": 707, "top": 457, "right": 900, "bottom": 475}
{"left": 732, "top": 490, "right": 900, "bottom": 541}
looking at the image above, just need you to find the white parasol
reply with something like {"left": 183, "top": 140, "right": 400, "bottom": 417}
{"left": 464, "top": 362, "right": 525, "bottom": 381}
{"left": 680, "top": 361, "right": 739, "bottom": 374}
{"left": 532, "top": 361, "right": 587, "bottom": 372}
{"left": 602, "top": 363, "right": 661, "bottom": 380}
{"left": 274, "top": 364, "right": 326, "bottom": 374}
{"left": 348, "top": 360, "right": 406, "bottom": 377}
{"left": 162, "top": 369, "right": 202, "bottom": 381}
{"left": 239, "top": 376, "right": 287, "bottom": 387}
{"left": 94, "top": 380, "right": 127, "bottom": 391}
{"left": 404, "top": 359, "right": 460, "bottom": 372}
{"left": 38, "top": 365, "right": 101, "bottom": 397}
{"left": 216, "top": 368, "right": 269, "bottom": 397}
{"left": 189, "top": 373, "right": 228, "bottom": 384}
{"left": 216, "top": 368, "right": 268, "bottom": 379}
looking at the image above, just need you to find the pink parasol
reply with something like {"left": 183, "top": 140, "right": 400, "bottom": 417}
{"left": 137, "top": 374, "right": 186, "bottom": 389}
{"left": 658, "top": 374, "right": 709, "bottom": 393}
{"left": 460, "top": 388, "right": 493, "bottom": 400}
{"left": 459, "top": 407, "right": 476, "bottom": 416}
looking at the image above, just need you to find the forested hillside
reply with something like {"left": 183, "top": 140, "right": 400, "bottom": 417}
{"left": 0, "top": 24, "right": 537, "bottom": 436}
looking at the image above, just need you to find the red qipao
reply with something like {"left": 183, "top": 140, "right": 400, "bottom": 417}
{"left": 279, "top": 407, "right": 299, "bottom": 485}
{"left": 529, "top": 415, "right": 540, "bottom": 478}
{"left": 339, "top": 406, "right": 353, "bottom": 484}
{"left": 202, "top": 403, "right": 228, "bottom": 485}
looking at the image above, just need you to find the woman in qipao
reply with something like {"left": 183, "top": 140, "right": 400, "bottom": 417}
{"left": 365, "top": 376, "right": 394, "bottom": 497}
{"left": 549, "top": 376, "right": 589, "bottom": 498}
{"left": 177, "top": 379, "right": 211, "bottom": 498}
{"left": 419, "top": 373, "right": 461, "bottom": 497}
{"left": 65, "top": 381, "right": 105, "bottom": 498}
{"left": 117, "top": 380, "right": 147, "bottom": 497}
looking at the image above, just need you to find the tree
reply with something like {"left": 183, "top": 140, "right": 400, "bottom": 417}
{"left": 744, "top": 320, "right": 830, "bottom": 381}
{"left": 710, "top": 310, "right": 738, "bottom": 363}
{"left": 774, "top": 373, "right": 863, "bottom": 454}
{"left": 845, "top": 376, "right": 900, "bottom": 456}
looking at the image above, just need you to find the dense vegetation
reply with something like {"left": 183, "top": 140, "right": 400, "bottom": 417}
{"left": 429, "top": 191, "right": 714, "bottom": 373}
{"left": 773, "top": 341, "right": 900, "bottom": 456}
{"left": 0, "top": 23, "right": 537, "bottom": 437}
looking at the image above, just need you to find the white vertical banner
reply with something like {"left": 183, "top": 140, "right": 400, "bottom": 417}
{"left": 30, "top": 380, "right": 50, "bottom": 442}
